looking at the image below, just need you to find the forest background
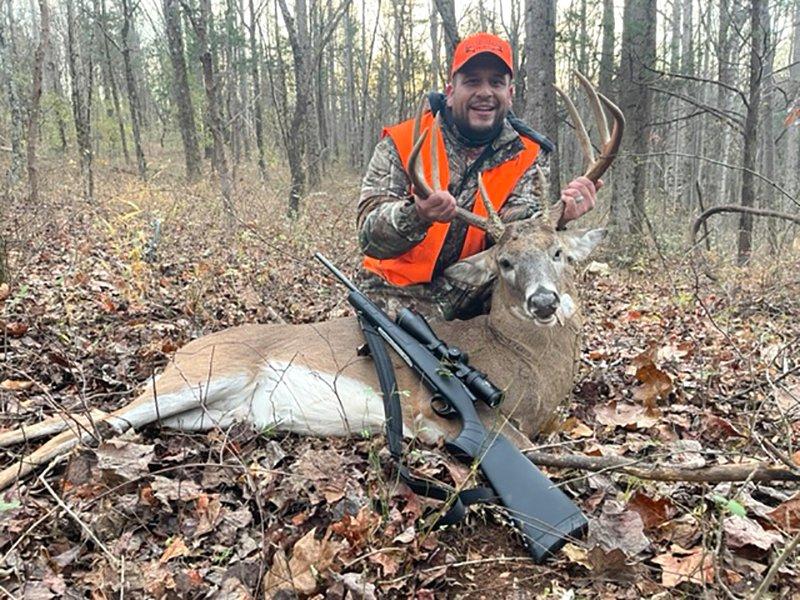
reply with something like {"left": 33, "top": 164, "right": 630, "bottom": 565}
{"left": 0, "top": 0, "right": 799, "bottom": 597}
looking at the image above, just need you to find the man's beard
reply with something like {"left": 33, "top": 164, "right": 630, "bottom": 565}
{"left": 445, "top": 106, "right": 505, "bottom": 147}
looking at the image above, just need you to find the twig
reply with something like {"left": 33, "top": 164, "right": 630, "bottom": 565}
{"left": 751, "top": 531, "right": 800, "bottom": 600}
{"left": 380, "top": 556, "right": 532, "bottom": 584}
{"left": 37, "top": 474, "right": 120, "bottom": 568}
{"left": 524, "top": 451, "right": 800, "bottom": 483}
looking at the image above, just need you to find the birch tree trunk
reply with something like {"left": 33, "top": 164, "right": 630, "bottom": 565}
{"left": 27, "top": 0, "right": 49, "bottom": 204}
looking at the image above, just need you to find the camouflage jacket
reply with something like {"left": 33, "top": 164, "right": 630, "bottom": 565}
{"left": 356, "top": 115, "right": 551, "bottom": 321}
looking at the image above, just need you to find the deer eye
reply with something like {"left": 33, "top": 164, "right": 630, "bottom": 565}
{"left": 553, "top": 248, "right": 563, "bottom": 261}
{"left": 498, "top": 257, "right": 513, "bottom": 271}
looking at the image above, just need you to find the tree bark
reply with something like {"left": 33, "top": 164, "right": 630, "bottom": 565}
{"left": 27, "top": 0, "right": 50, "bottom": 204}
{"left": 184, "top": 0, "right": 235, "bottom": 217}
{"left": 523, "top": 0, "right": 560, "bottom": 205}
{"left": 97, "top": 0, "right": 130, "bottom": 164}
{"left": 611, "top": 0, "right": 656, "bottom": 236}
{"left": 0, "top": 1, "right": 24, "bottom": 186}
{"left": 120, "top": 0, "right": 147, "bottom": 179}
{"left": 163, "top": 0, "right": 201, "bottom": 182}
{"left": 738, "top": 0, "right": 765, "bottom": 265}
{"left": 599, "top": 0, "right": 615, "bottom": 97}
{"left": 432, "top": 0, "right": 458, "bottom": 74}
{"left": 66, "top": 0, "right": 94, "bottom": 201}
{"left": 247, "top": 0, "right": 267, "bottom": 180}
{"left": 785, "top": 0, "right": 800, "bottom": 200}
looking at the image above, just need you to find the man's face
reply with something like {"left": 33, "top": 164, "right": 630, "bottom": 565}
{"left": 446, "top": 55, "right": 514, "bottom": 138}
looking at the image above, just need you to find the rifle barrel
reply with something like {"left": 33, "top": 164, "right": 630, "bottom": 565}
{"left": 315, "top": 252, "right": 359, "bottom": 293}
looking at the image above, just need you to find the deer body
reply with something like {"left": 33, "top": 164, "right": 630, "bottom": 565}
{"left": 0, "top": 76, "right": 622, "bottom": 492}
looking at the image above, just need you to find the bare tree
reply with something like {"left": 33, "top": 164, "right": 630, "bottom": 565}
{"left": 27, "top": 0, "right": 50, "bottom": 204}
{"left": 599, "top": 0, "right": 615, "bottom": 97}
{"left": 738, "top": 0, "right": 766, "bottom": 264}
{"left": 523, "top": 0, "right": 560, "bottom": 204}
{"left": 164, "top": 0, "right": 201, "bottom": 181}
{"left": 432, "top": 0, "right": 458, "bottom": 70}
{"left": 247, "top": 0, "right": 267, "bottom": 180}
{"left": 66, "top": 0, "right": 95, "bottom": 201}
{"left": 0, "top": 0, "right": 24, "bottom": 186}
{"left": 612, "top": 0, "right": 656, "bottom": 235}
{"left": 120, "top": 0, "right": 147, "bottom": 179}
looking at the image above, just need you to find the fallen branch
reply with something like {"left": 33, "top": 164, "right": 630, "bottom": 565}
{"left": 525, "top": 451, "right": 800, "bottom": 483}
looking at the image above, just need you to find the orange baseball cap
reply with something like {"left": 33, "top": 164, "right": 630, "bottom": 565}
{"left": 450, "top": 33, "right": 513, "bottom": 77}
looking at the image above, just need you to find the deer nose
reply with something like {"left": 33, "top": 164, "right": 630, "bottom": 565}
{"left": 527, "top": 287, "right": 559, "bottom": 319}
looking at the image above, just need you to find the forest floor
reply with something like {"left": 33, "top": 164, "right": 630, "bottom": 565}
{"left": 0, "top": 156, "right": 799, "bottom": 599}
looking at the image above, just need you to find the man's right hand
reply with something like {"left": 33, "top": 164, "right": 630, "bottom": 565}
{"left": 414, "top": 190, "right": 457, "bottom": 223}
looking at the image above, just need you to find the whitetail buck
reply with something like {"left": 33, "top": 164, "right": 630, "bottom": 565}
{"left": 0, "top": 74, "right": 623, "bottom": 491}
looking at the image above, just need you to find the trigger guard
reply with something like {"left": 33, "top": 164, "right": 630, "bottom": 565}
{"left": 430, "top": 395, "right": 458, "bottom": 419}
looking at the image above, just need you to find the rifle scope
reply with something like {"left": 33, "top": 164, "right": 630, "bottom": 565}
{"left": 395, "top": 308, "right": 505, "bottom": 408}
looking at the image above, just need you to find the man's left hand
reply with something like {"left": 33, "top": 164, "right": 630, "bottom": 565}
{"left": 558, "top": 177, "right": 603, "bottom": 226}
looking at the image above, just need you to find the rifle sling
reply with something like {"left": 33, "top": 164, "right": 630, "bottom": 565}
{"left": 358, "top": 317, "right": 495, "bottom": 526}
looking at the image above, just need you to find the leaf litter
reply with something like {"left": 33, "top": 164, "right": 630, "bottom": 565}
{"left": 0, "top": 164, "right": 798, "bottom": 597}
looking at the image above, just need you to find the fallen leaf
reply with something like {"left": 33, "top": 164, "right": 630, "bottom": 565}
{"left": 723, "top": 515, "right": 782, "bottom": 551}
{"left": 159, "top": 536, "right": 190, "bottom": 563}
{"left": 633, "top": 362, "right": 673, "bottom": 408}
{"left": 595, "top": 402, "right": 660, "bottom": 429}
{"left": 766, "top": 493, "right": 800, "bottom": 532}
{"left": 627, "top": 491, "right": 673, "bottom": 530}
{"left": 588, "top": 500, "right": 650, "bottom": 556}
{"left": 5, "top": 322, "right": 28, "bottom": 337}
{"left": 194, "top": 494, "right": 223, "bottom": 537}
{"left": 664, "top": 440, "right": 706, "bottom": 469}
{"left": 561, "top": 543, "right": 591, "bottom": 568}
{"left": 264, "top": 528, "right": 346, "bottom": 596}
{"left": 652, "top": 545, "right": 715, "bottom": 587}
{"left": 561, "top": 417, "right": 594, "bottom": 438}
{"left": 95, "top": 440, "right": 155, "bottom": 482}
{"left": 0, "top": 379, "right": 33, "bottom": 391}
{"left": 330, "top": 506, "right": 379, "bottom": 548}
{"left": 369, "top": 549, "right": 400, "bottom": 576}
{"left": 0, "top": 283, "right": 9, "bottom": 301}
{"left": 151, "top": 477, "right": 204, "bottom": 503}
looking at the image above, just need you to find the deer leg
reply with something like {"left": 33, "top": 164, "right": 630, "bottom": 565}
{"left": 0, "top": 409, "right": 107, "bottom": 448}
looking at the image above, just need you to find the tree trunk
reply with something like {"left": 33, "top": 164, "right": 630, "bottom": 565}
{"left": 0, "top": 1, "right": 24, "bottom": 186}
{"left": 523, "top": 0, "right": 560, "bottom": 205}
{"left": 66, "top": 0, "right": 94, "bottom": 201}
{"left": 47, "top": 39, "right": 68, "bottom": 153}
{"left": 120, "top": 0, "right": 147, "bottom": 179}
{"left": 247, "top": 0, "right": 267, "bottom": 179}
{"left": 432, "top": 0, "right": 458, "bottom": 73}
{"left": 97, "top": 0, "right": 130, "bottom": 164}
{"left": 599, "top": 0, "right": 615, "bottom": 97}
{"left": 738, "top": 0, "right": 765, "bottom": 265}
{"left": 27, "top": 0, "right": 50, "bottom": 204}
{"left": 612, "top": 0, "right": 656, "bottom": 236}
{"left": 186, "top": 0, "right": 235, "bottom": 217}
{"left": 164, "top": 0, "right": 201, "bottom": 182}
{"left": 786, "top": 0, "right": 800, "bottom": 200}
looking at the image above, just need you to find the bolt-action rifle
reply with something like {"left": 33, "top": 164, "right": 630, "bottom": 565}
{"left": 316, "top": 253, "right": 587, "bottom": 562}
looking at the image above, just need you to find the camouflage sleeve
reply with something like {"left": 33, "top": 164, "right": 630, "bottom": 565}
{"left": 498, "top": 152, "right": 551, "bottom": 222}
{"left": 357, "top": 137, "right": 432, "bottom": 259}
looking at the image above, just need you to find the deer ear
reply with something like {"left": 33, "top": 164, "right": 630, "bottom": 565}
{"left": 442, "top": 247, "right": 498, "bottom": 287}
{"left": 558, "top": 228, "right": 606, "bottom": 263}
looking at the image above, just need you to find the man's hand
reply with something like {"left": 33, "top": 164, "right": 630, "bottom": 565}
{"left": 558, "top": 177, "right": 603, "bottom": 226}
{"left": 414, "top": 189, "right": 457, "bottom": 223}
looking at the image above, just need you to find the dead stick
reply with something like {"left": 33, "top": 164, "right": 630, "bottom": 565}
{"left": 525, "top": 451, "right": 800, "bottom": 483}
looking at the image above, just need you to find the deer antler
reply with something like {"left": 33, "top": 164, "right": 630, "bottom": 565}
{"left": 552, "top": 72, "right": 625, "bottom": 226}
{"left": 407, "top": 96, "right": 506, "bottom": 240}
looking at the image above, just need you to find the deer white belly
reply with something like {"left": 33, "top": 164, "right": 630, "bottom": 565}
{"left": 159, "top": 360, "right": 388, "bottom": 436}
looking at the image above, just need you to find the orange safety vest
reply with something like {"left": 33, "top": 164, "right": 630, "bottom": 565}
{"left": 363, "top": 112, "right": 541, "bottom": 286}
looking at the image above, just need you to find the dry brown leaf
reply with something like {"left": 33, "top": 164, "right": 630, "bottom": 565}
{"left": 723, "top": 515, "right": 782, "bottom": 551}
{"left": 561, "top": 543, "right": 591, "bottom": 568}
{"left": 561, "top": 417, "right": 594, "bottom": 438}
{"left": 264, "top": 528, "right": 346, "bottom": 596}
{"left": 627, "top": 491, "right": 673, "bottom": 530}
{"left": 588, "top": 500, "right": 650, "bottom": 556}
{"left": 330, "top": 506, "right": 380, "bottom": 548}
{"left": 0, "top": 379, "right": 33, "bottom": 391}
{"left": 369, "top": 549, "right": 401, "bottom": 576}
{"left": 652, "top": 545, "right": 715, "bottom": 587}
{"left": 159, "top": 536, "right": 190, "bottom": 563}
{"left": 194, "top": 494, "right": 223, "bottom": 537}
{"left": 5, "top": 322, "right": 28, "bottom": 337}
{"left": 595, "top": 402, "right": 660, "bottom": 429}
{"left": 766, "top": 493, "right": 800, "bottom": 532}
{"left": 0, "top": 283, "right": 9, "bottom": 301}
{"left": 633, "top": 362, "right": 673, "bottom": 407}
{"left": 95, "top": 440, "right": 155, "bottom": 482}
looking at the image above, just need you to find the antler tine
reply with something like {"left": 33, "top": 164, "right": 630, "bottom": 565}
{"left": 408, "top": 95, "right": 435, "bottom": 198}
{"left": 574, "top": 71, "right": 609, "bottom": 145}
{"left": 450, "top": 173, "right": 506, "bottom": 240}
{"left": 430, "top": 111, "right": 442, "bottom": 190}
{"left": 585, "top": 92, "right": 625, "bottom": 184}
{"left": 553, "top": 83, "right": 594, "bottom": 171}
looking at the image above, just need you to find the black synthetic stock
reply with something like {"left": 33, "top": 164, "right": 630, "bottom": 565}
{"left": 315, "top": 253, "right": 587, "bottom": 562}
